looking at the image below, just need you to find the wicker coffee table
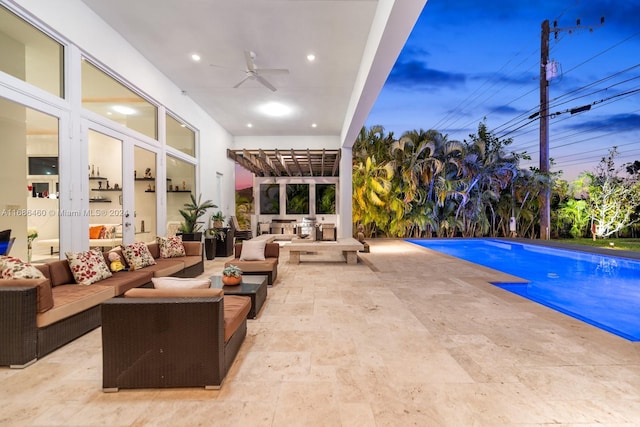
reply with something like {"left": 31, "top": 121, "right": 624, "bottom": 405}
{"left": 210, "top": 275, "right": 268, "bottom": 319}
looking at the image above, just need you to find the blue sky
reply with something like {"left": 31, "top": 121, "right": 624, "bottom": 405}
{"left": 365, "top": 0, "right": 640, "bottom": 181}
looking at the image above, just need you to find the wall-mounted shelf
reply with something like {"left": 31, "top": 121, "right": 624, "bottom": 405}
{"left": 168, "top": 190, "right": 191, "bottom": 193}
{"left": 144, "top": 190, "right": 155, "bottom": 193}
{"left": 89, "top": 176, "right": 107, "bottom": 180}
{"left": 89, "top": 198, "right": 111, "bottom": 203}
{"left": 92, "top": 188, "right": 121, "bottom": 191}
{"left": 135, "top": 177, "right": 172, "bottom": 181}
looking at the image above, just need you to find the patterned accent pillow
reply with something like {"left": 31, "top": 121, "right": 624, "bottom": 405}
{"left": 0, "top": 255, "right": 45, "bottom": 279}
{"left": 122, "top": 242, "right": 157, "bottom": 270}
{"left": 65, "top": 249, "right": 112, "bottom": 285}
{"left": 156, "top": 236, "right": 186, "bottom": 258}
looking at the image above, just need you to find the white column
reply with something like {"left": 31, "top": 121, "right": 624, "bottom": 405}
{"left": 338, "top": 146, "right": 352, "bottom": 239}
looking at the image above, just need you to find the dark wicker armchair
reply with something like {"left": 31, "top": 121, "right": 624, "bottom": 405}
{"left": 101, "top": 290, "right": 249, "bottom": 391}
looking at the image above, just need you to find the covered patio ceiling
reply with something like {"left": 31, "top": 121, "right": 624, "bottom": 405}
{"left": 227, "top": 148, "right": 341, "bottom": 177}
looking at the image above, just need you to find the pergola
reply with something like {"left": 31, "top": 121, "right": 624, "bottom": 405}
{"left": 227, "top": 149, "right": 341, "bottom": 178}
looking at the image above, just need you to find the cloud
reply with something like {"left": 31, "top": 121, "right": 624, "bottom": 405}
{"left": 386, "top": 59, "right": 466, "bottom": 89}
{"left": 565, "top": 113, "right": 640, "bottom": 132}
{"left": 489, "top": 105, "right": 524, "bottom": 115}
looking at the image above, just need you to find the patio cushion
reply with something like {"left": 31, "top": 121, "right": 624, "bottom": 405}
{"left": 152, "top": 276, "right": 211, "bottom": 289}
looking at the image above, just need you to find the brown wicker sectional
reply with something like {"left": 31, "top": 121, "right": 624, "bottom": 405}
{"left": 101, "top": 288, "right": 251, "bottom": 391}
{"left": 0, "top": 241, "right": 204, "bottom": 368}
{"left": 224, "top": 242, "right": 280, "bottom": 285}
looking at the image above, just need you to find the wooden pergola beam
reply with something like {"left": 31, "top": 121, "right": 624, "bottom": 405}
{"left": 227, "top": 149, "right": 258, "bottom": 175}
{"left": 290, "top": 149, "right": 304, "bottom": 176}
{"left": 332, "top": 149, "right": 341, "bottom": 176}
{"left": 258, "top": 149, "right": 281, "bottom": 176}
{"left": 242, "top": 149, "right": 267, "bottom": 176}
{"left": 274, "top": 149, "right": 292, "bottom": 176}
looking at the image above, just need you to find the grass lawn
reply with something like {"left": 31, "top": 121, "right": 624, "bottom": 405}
{"left": 556, "top": 238, "right": 640, "bottom": 252}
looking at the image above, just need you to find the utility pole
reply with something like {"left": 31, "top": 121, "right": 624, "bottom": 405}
{"left": 538, "top": 17, "right": 603, "bottom": 240}
{"left": 539, "top": 19, "right": 551, "bottom": 240}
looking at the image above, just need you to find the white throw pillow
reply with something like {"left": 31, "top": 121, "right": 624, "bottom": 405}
{"left": 239, "top": 240, "right": 266, "bottom": 261}
{"left": 152, "top": 277, "right": 211, "bottom": 289}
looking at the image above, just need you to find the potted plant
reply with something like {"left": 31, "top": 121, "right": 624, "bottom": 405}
{"left": 211, "top": 211, "right": 226, "bottom": 228}
{"left": 204, "top": 228, "right": 226, "bottom": 260}
{"left": 221, "top": 264, "right": 242, "bottom": 286}
{"left": 177, "top": 193, "right": 217, "bottom": 241}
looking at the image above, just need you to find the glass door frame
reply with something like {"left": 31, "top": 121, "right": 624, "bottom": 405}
{"left": 82, "top": 119, "right": 161, "bottom": 248}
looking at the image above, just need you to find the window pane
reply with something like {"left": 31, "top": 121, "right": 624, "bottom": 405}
{"left": 82, "top": 59, "right": 157, "bottom": 139}
{"left": 166, "top": 114, "right": 195, "bottom": 156}
{"left": 0, "top": 5, "right": 64, "bottom": 97}
{"left": 134, "top": 147, "right": 157, "bottom": 243}
{"left": 316, "top": 184, "right": 336, "bottom": 214}
{"left": 260, "top": 184, "right": 280, "bottom": 215}
{"left": 166, "top": 155, "right": 195, "bottom": 234}
{"left": 88, "top": 130, "right": 123, "bottom": 249}
{"left": 0, "top": 96, "right": 59, "bottom": 261}
{"left": 286, "top": 184, "right": 309, "bottom": 215}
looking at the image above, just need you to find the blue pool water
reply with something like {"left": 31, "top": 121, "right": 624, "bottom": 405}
{"left": 407, "top": 239, "right": 640, "bottom": 341}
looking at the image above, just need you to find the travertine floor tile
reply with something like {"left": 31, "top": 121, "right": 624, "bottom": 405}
{"left": 2, "top": 239, "right": 640, "bottom": 426}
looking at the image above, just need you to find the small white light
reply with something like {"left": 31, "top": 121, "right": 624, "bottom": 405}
{"left": 247, "top": 123, "right": 253, "bottom": 128}
{"left": 112, "top": 105, "right": 136, "bottom": 115}
{"left": 311, "top": 123, "right": 317, "bottom": 128}
{"left": 307, "top": 54, "right": 316, "bottom": 62}
{"left": 191, "top": 53, "right": 201, "bottom": 61}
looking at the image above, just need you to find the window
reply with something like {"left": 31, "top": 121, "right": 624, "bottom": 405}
{"left": 286, "top": 184, "right": 309, "bottom": 215}
{"left": 0, "top": 96, "right": 59, "bottom": 261}
{"left": 166, "top": 155, "right": 196, "bottom": 230}
{"left": 166, "top": 114, "right": 195, "bottom": 156}
{"left": 316, "top": 184, "right": 336, "bottom": 214}
{"left": 81, "top": 59, "right": 157, "bottom": 139}
{"left": 0, "top": 5, "right": 64, "bottom": 98}
{"left": 260, "top": 184, "right": 280, "bottom": 215}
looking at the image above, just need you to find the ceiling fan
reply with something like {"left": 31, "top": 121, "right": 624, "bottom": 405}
{"left": 233, "top": 50, "right": 289, "bottom": 92}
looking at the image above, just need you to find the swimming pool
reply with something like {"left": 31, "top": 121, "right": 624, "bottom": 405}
{"left": 407, "top": 238, "right": 640, "bottom": 341}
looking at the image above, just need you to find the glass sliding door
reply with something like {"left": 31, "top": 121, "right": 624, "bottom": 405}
{"left": 87, "top": 129, "right": 123, "bottom": 250}
{"left": 166, "top": 155, "right": 196, "bottom": 236}
{"left": 134, "top": 146, "right": 157, "bottom": 243}
{"left": 0, "top": 96, "right": 60, "bottom": 262}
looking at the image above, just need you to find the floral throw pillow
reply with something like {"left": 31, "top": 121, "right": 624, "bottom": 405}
{"left": 0, "top": 255, "right": 45, "bottom": 279}
{"left": 65, "top": 249, "right": 112, "bottom": 285}
{"left": 122, "top": 242, "right": 157, "bottom": 270}
{"left": 156, "top": 236, "right": 186, "bottom": 258}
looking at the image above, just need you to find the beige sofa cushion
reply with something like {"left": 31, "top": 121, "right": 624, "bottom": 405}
{"left": 37, "top": 284, "right": 114, "bottom": 327}
{"left": 125, "top": 287, "right": 223, "bottom": 298}
{"left": 223, "top": 296, "right": 251, "bottom": 342}
{"left": 140, "top": 259, "right": 185, "bottom": 277}
{"left": 230, "top": 259, "right": 277, "bottom": 273}
{"left": 239, "top": 240, "right": 266, "bottom": 261}
{"left": 94, "top": 270, "right": 154, "bottom": 296}
{"left": 152, "top": 277, "right": 211, "bottom": 289}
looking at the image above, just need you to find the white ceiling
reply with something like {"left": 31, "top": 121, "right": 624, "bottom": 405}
{"left": 80, "top": 0, "right": 381, "bottom": 138}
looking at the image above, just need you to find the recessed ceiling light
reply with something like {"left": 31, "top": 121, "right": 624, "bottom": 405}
{"left": 258, "top": 102, "right": 292, "bottom": 117}
{"left": 191, "top": 53, "right": 201, "bottom": 61}
{"left": 307, "top": 54, "right": 316, "bottom": 62}
{"left": 311, "top": 123, "right": 317, "bottom": 128}
{"left": 247, "top": 123, "right": 253, "bottom": 128}
{"left": 112, "top": 105, "right": 136, "bottom": 115}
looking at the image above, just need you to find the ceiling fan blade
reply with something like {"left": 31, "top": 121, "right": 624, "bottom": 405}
{"left": 244, "top": 50, "right": 256, "bottom": 72}
{"left": 255, "top": 74, "right": 277, "bottom": 92}
{"left": 233, "top": 75, "right": 252, "bottom": 89}
{"left": 258, "top": 68, "right": 290, "bottom": 75}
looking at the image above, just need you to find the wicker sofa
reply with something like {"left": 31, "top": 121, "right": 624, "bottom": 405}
{"left": 0, "top": 241, "right": 203, "bottom": 368}
{"left": 101, "top": 287, "right": 251, "bottom": 391}
{"left": 224, "top": 242, "right": 280, "bottom": 285}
